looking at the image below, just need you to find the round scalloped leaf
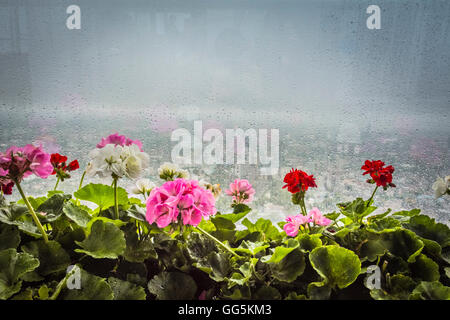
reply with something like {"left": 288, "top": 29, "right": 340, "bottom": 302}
{"left": 410, "top": 254, "right": 440, "bottom": 282}
{"left": 379, "top": 229, "right": 424, "bottom": 263}
{"left": 21, "top": 240, "right": 71, "bottom": 276}
{"left": 148, "top": 271, "right": 197, "bottom": 300}
{"left": 234, "top": 240, "right": 269, "bottom": 256}
{"left": 74, "top": 183, "right": 128, "bottom": 211}
{"left": 123, "top": 224, "right": 157, "bottom": 263}
{"left": 307, "top": 281, "right": 332, "bottom": 300}
{"left": 404, "top": 215, "right": 450, "bottom": 248}
{"left": 75, "top": 220, "right": 126, "bottom": 259}
{"left": 0, "top": 224, "right": 20, "bottom": 250}
{"left": 60, "top": 268, "right": 113, "bottom": 300}
{"left": 62, "top": 202, "right": 92, "bottom": 228}
{"left": 0, "top": 248, "right": 40, "bottom": 300}
{"left": 107, "top": 277, "right": 146, "bottom": 300}
{"left": 309, "top": 245, "right": 361, "bottom": 289}
{"left": 253, "top": 286, "right": 281, "bottom": 299}
{"left": 270, "top": 248, "right": 305, "bottom": 283}
{"left": 409, "top": 281, "right": 450, "bottom": 300}
{"left": 261, "top": 239, "right": 299, "bottom": 263}
{"left": 37, "top": 193, "right": 72, "bottom": 222}
{"left": 297, "top": 233, "right": 322, "bottom": 252}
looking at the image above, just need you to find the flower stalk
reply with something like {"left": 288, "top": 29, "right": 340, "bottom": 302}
{"left": 14, "top": 179, "right": 48, "bottom": 243}
{"left": 112, "top": 176, "right": 119, "bottom": 220}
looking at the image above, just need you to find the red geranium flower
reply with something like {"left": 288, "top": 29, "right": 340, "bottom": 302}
{"left": 68, "top": 160, "right": 79, "bottom": 171}
{"left": 361, "top": 160, "right": 395, "bottom": 188}
{"left": 50, "top": 153, "right": 79, "bottom": 181}
{"left": 282, "top": 168, "right": 317, "bottom": 193}
{"left": 1, "top": 181, "right": 14, "bottom": 195}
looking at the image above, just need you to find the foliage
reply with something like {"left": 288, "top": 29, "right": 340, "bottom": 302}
{"left": 0, "top": 182, "right": 449, "bottom": 300}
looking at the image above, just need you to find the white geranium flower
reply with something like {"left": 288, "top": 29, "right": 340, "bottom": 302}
{"left": 131, "top": 178, "right": 155, "bottom": 195}
{"left": 432, "top": 177, "right": 448, "bottom": 198}
{"left": 87, "top": 144, "right": 149, "bottom": 180}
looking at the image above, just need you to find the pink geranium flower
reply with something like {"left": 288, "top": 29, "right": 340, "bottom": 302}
{"left": 283, "top": 207, "right": 331, "bottom": 237}
{"left": 225, "top": 179, "right": 255, "bottom": 204}
{"left": 96, "top": 133, "right": 143, "bottom": 151}
{"left": 0, "top": 144, "right": 53, "bottom": 194}
{"left": 146, "top": 178, "right": 216, "bottom": 228}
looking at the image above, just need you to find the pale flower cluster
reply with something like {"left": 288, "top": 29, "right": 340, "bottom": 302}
{"left": 432, "top": 175, "right": 450, "bottom": 198}
{"left": 158, "top": 162, "right": 190, "bottom": 181}
{"left": 86, "top": 144, "right": 150, "bottom": 179}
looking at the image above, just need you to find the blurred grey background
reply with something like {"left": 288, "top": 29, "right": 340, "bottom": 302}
{"left": 0, "top": 0, "right": 449, "bottom": 223}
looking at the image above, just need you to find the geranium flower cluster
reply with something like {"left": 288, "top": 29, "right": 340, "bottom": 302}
{"left": 361, "top": 160, "right": 395, "bottom": 189}
{"left": 96, "top": 132, "right": 144, "bottom": 151}
{"left": 282, "top": 168, "right": 317, "bottom": 194}
{"left": 283, "top": 207, "right": 331, "bottom": 237}
{"left": 50, "top": 153, "right": 79, "bottom": 181}
{"left": 432, "top": 175, "right": 450, "bottom": 198}
{"left": 158, "top": 162, "right": 190, "bottom": 181}
{"left": 87, "top": 134, "right": 149, "bottom": 180}
{"left": 146, "top": 178, "right": 216, "bottom": 228}
{"left": 225, "top": 179, "right": 255, "bottom": 204}
{"left": 0, "top": 145, "right": 53, "bottom": 194}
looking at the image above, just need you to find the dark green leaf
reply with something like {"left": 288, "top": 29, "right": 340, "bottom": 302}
{"left": 75, "top": 220, "right": 126, "bottom": 259}
{"left": 108, "top": 277, "right": 146, "bottom": 300}
{"left": 148, "top": 272, "right": 197, "bottom": 300}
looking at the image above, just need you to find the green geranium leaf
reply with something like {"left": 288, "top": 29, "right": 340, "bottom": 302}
{"left": 0, "top": 248, "right": 40, "bottom": 300}
{"left": 309, "top": 245, "right": 361, "bottom": 289}
{"left": 0, "top": 203, "right": 28, "bottom": 225}
{"left": 60, "top": 268, "right": 113, "bottom": 300}
{"left": 393, "top": 209, "right": 421, "bottom": 217}
{"left": 270, "top": 248, "right": 305, "bottom": 283}
{"left": 211, "top": 216, "right": 236, "bottom": 230}
{"left": 37, "top": 193, "right": 72, "bottom": 222}
{"left": 85, "top": 217, "right": 127, "bottom": 234}
{"left": 242, "top": 218, "right": 282, "bottom": 241}
{"left": 11, "top": 287, "right": 34, "bottom": 300}
{"left": 74, "top": 183, "right": 128, "bottom": 211}
{"left": 409, "top": 281, "right": 450, "bottom": 300}
{"left": 194, "top": 252, "right": 231, "bottom": 282}
{"left": 75, "top": 220, "right": 126, "bottom": 259}
{"left": 367, "top": 217, "right": 401, "bottom": 232}
{"left": 215, "top": 204, "right": 251, "bottom": 223}
{"left": 17, "top": 196, "right": 47, "bottom": 211}
{"left": 186, "top": 232, "right": 216, "bottom": 261}
{"left": 307, "top": 281, "right": 331, "bottom": 300}
{"left": 0, "top": 224, "right": 20, "bottom": 250}
{"left": 410, "top": 254, "right": 440, "bottom": 282}
{"left": 404, "top": 215, "right": 450, "bottom": 248}
{"left": 234, "top": 240, "right": 269, "bottom": 256}
{"left": 285, "top": 292, "right": 307, "bottom": 300}
{"left": 297, "top": 233, "right": 322, "bottom": 252}
{"left": 63, "top": 201, "right": 92, "bottom": 228}
{"left": 123, "top": 224, "right": 157, "bottom": 263}
{"left": 21, "top": 240, "right": 71, "bottom": 276}
{"left": 253, "top": 286, "right": 281, "bottom": 299}
{"left": 148, "top": 272, "right": 197, "bottom": 300}
{"left": 379, "top": 229, "right": 424, "bottom": 263}
{"left": 261, "top": 239, "right": 298, "bottom": 263}
{"left": 107, "top": 277, "right": 146, "bottom": 300}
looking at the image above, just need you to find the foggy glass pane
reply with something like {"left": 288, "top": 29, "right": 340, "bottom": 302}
{"left": 0, "top": 0, "right": 449, "bottom": 224}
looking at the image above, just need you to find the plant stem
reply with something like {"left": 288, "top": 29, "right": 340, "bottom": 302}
{"left": 14, "top": 179, "right": 48, "bottom": 243}
{"left": 299, "top": 196, "right": 308, "bottom": 216}
{"left": 49, "top": 266, "right": 78, "bottom": 300}
{"left": 113, "top": 177, "right": 119, "bottom": 220}
{"left": 367, "top": 186, "right": 379, "bottom": 207}
{"left": 196, "top": 226, "right": 240, "bottom": 258}
{"left": 53, "top": 177, "right": 60, "bottom": 191}
{"left": 78, "top": 170, "right": 86, "bottom": 190}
